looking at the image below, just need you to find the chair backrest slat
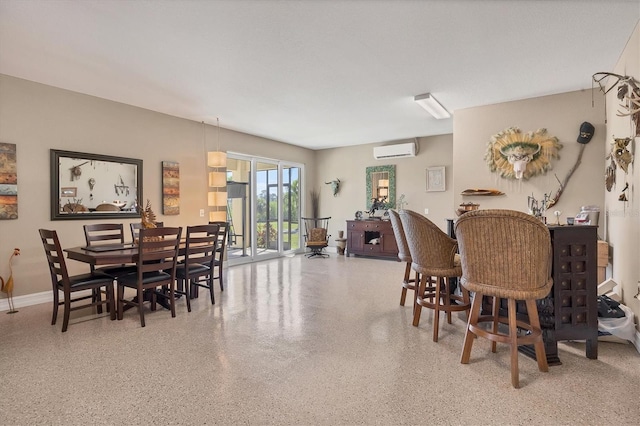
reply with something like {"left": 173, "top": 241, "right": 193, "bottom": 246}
{"left": 84, "top": 223, "right": 125, "bottom": 246}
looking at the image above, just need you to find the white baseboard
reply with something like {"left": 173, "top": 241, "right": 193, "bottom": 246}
{"left": 0, "top": 291, "right": 52, "bottom": 312}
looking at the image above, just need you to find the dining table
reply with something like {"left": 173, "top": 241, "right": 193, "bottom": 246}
{"left": 64, "top": 242, "right": 201, "bottom": 308}
{"left": 65, "top": 243, "right": 140, "bottom": 266}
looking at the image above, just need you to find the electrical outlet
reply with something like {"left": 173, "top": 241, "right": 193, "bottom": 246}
{"left": 424, "top": 208, "right": 429, "bottom": 215}
{"left": 199, "top": 209, "right": 205, "bottom": 217}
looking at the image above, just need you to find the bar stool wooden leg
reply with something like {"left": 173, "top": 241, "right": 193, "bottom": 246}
{"left": 445, "top": 279, "right": 452, "bottom": 324}
{"left": 461, "top": 293, "right": 482, "bottom": 364}
{"left": 491, "top": 296, "right": 499, "bottom": 353}
{"left": 462, "top": 288, "right": 471, "bottom": 321}
{"left": 400, "top": 262, "right": 411, "bottom": 306}
{"left": 412, "top": 274, "right": 427, "bottom": 327}
{"left": 412, "top": 271, "right": 420, "bottom": 316}
{"left": 508, "top": 298, "right": 519, "bottom": 388}
{"left": 526, "top": 299, "right": 549, "bottom": 373}
{"left": 432, "top": 277, "right": 443, "bottom": 342}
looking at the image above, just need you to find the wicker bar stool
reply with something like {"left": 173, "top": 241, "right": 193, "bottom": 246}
{"left": 454, "top": 209, "right": 553, "bottom": 388}
{"left": 399, "top": 209, "right": 471, "bottom": 342}
{"left": 388, "top": 209, "right": 420, "bottom": 308}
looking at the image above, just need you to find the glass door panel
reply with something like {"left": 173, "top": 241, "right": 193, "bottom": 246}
{"left": 226, "top": 157, "right": 252, "bottom": 263}
{"left": 256, "top": 161, "right": 279, "bottom": 258}
{"left": 282, "top": 166, "right": 301, "bottom": 252}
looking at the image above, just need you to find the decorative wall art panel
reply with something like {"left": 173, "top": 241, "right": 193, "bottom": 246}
{"left": 0, "top": 143, "right": 18, "bottom": 220}
{"left": 162, "top": 161, "right": 180, "bottom": 215}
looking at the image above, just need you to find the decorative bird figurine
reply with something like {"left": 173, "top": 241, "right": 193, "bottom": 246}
{"left": 0, "top": 247, "right": 21, "bottom": 313}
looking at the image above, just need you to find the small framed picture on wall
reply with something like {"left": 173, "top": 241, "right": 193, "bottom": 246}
{"left": 426, "top": 166, "right": 445, "bottom": 192}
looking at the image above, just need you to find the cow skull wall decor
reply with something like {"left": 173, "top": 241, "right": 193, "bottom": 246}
{"left": 485, "top": 127, "right": 562, "bottom": 180}
{"left": 325, "top": 178, "right": 340, "bottom": 196}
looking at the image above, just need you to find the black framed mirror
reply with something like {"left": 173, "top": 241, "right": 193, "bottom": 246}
{"left": 50, "top": 149, "right": 143, "bottom": 220}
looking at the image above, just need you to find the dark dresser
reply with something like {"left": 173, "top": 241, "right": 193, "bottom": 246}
{"left": 346, "top": 220, "right": 398, "bottom": 259}
{"left": 529, "top": 225, "right": 599, "bottom": 365}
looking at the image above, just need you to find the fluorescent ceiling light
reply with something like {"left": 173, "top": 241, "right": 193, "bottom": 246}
{"left": 414, "top": 93, "right": 451, "bottom": 119}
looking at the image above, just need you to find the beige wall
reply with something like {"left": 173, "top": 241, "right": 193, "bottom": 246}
{"left": 605, "top": 22, "right": 640, "bottom": 324}
{"left": 315, "top": 135, "right": 454, "bottom": 242}
{"left": 0, "top": 74, "right": 315, "bottom": 298}
{"left": 453, "top": 90, "right": 606, "bottom": 225}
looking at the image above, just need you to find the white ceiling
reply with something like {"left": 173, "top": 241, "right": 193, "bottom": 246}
{"left": 1, "top": 0, "right": 639, "bottom": 150}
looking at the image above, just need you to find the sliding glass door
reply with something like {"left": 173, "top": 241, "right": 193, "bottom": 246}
{"left": 227, "top": 153, "right": 302, "bottom": 264}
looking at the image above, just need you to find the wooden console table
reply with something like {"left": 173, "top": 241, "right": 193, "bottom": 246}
{"left": 346, "top": 220, "right": 398, "bottom": 259}
{"left": 521, "top": 225, "right": 599, "bottom": 365}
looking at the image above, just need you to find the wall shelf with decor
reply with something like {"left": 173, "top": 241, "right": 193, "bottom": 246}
{"left": 460, "top": 188, "right": 505, "bottom": 196}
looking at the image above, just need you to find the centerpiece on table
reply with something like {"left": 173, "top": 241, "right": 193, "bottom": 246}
{"left": 134, "top": 199, "right": 161, "bottom": 244}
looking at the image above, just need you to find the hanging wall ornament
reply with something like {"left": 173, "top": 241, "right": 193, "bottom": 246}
{"left": 485, "top": 127, "right": 562, "bottom": 180}
{"left": 605, "top": 157, "right": 616, "bottom": 192}
{"left": 593, "top": 72, "right": 640, "bottom": 137}
{"left": 609, "top": 137, "right": 633, "bottom": 173}
{"left": 618, "top": 182, "right": 629, "bottom": 202}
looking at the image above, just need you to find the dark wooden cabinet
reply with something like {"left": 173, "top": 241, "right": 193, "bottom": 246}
{"left": 509, "top": 225, "right": 598, "bottom": 365}
{"left": 346, "top": 220, "right": 398, "bottom": 259}
{"left": 531, "top": 225, "right": 599, "bottom": 365}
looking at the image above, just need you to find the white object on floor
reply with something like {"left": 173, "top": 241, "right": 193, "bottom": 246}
{"left": 599, "top": 303, "right": 637, "bottom": 342}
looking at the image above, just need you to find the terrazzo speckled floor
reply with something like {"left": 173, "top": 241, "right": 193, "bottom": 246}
{"left": 1, "top": 254, "right": 639, "bottom": 425}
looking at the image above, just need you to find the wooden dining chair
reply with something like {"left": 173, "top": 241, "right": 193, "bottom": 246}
{"left": 175, "top": 223, "right": 220, "bottom": 310}
{"left": 116, "top": 226, "right": 182, "bottom": 327}
{"left": 39, "top": 229, "right": 116, "bottom": 332}
{"left": 209, "top": 221, "right": 229, "bottom": 291}
{"left": 83, "top": 223, "right": 137, "bottom": 280}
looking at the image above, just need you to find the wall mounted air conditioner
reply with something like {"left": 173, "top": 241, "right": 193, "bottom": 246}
{"left": 373, "top": 142, "right": 416, "bottom": 160}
